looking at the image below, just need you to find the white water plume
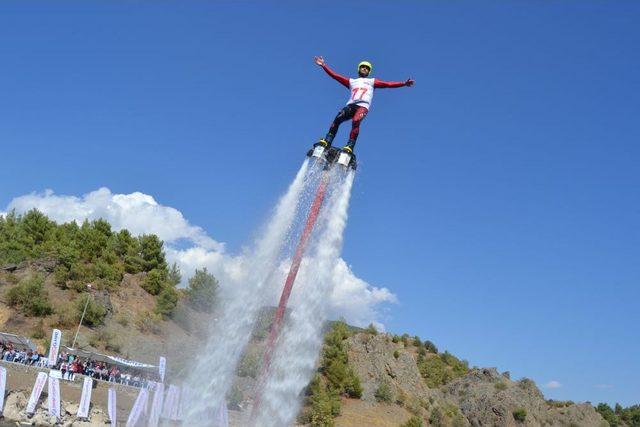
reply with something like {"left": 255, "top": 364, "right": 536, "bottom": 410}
{"left": 183, "top": 160, "right": 310, "bottom": 423}
{"left": 254, "top": 168, "right": 356, "bottom": 427}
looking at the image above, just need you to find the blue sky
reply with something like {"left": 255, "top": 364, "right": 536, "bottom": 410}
{"left": 1, "top": 1, "right": 639, "bottom": 406}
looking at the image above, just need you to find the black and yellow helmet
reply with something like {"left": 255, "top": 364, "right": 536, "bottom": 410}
{"left": 358, "top": 61, "right": 373, "bottom": 73}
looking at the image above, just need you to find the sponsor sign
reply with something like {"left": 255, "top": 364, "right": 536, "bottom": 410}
{"left": 77, "top": 377, "right": 93, "bottom": 418}
{"left": 108, "top": 388, "right": 117, "bottom": 427}
{"left": 26, "top": 372, "right": 48, "bottom": 414}
{"left": 47, "top": 377, "right": 61, "bottom": 420}
{"left": 47, "top": 329, "right": 62, "bottom": 367}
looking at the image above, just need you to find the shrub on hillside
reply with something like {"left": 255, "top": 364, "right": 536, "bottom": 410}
{"left": 31, "top": 319, "right": 46, "bottom": 340}
{"left": 135, "top": 310, "right": 162, "bottom": 334}
{"left": 237, "top": 349, "right": 261, "bottom": 379}
{"left": 186, "top": 268, "right": 219, "bottom": 311}
{"left": 401, "top": 416, "right": 424, "bottom": 427}
{"left": 75, "top": 294, "right": 107, "bottom": 326}
{"left": 495, "top": 381, "right": 508, "bottom": 391}
{"left": 392, "top": 335, "right": 400, "bottom": 343}
{"left": 365, "top": 323, "right": 378, "bottom": 335}
{"left": 424, "top": 340, "right": 438, "bottom": 354}
{"left": 227, "top": 383, "right": 243, "bottom": 410}
{"left": 513, "top": 408, "right": 527, "bottom": 422}
{"left": 374, "top": 381, "right": 393, "bottom": 403}
{"left": 5, "top": 274, "right": 53, "bottom": 317}
{"left": 394, "top": 350, "right": 400, "bottom": 359}
{"left": 413, "top": 336, "right": 422, "bottom": 346}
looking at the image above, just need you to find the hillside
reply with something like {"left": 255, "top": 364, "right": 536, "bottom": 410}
{"left": 0, "top": 210, "right": 636, "bottom": 426}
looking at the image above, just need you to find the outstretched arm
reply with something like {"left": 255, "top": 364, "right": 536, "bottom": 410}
{"left": 374, "top": 78, "right": 415, "bottom": 88}
{"left": 314, "top": 56, "right": 349, "bottom": 88}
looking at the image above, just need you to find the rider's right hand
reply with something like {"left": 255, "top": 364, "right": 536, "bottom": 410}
{"left": 314, "top": 56, "right": 325, "bottom": 67}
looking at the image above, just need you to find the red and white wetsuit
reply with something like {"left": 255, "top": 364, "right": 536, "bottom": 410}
{"left": 320, "top": 63, "right": 408, "bottom": 148}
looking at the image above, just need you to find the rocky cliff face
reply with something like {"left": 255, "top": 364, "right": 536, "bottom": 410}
{"left": 343, "top": 333, "right": 607, "bottom": 427}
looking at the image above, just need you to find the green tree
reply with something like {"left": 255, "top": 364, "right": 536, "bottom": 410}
{"left": 139, "top": 234, "right": 167, "bottom": 272}
{"left": 186, "top": 268, "right": 219, "bottom": 311}
{"left": 155, "top": 286, "right": 179, "bottom": 317}
{"left": 167, "top": 262, "right": 182, "bottom": 287}
{"left": 142, "top": 269, "right": 166, "bottom": 295}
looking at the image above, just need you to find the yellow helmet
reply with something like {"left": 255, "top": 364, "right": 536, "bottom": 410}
{"left": 358, "top": 61, "right": 373, "bottom": 73}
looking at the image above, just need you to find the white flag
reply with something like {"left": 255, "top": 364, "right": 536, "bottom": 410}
{"left": 158, "top": 356, "right": 166, "bottom": 383}
{"left": 161, "top": 384, "right": 179, "bottom": 419}
{"left": 108, "top": 388, "right": 117, "bottom": 427}
{"left": 176, "top": 385, "right": 190, "bottom": 421}
{"left": 0, "top": 367, "right": 7, "bottom": 414}
{"left": 77, "top": 377, "right": 93, "bottom": 418}
{"left": 126, "top": 387, "right": 148, "bottom": 427}
{"left": 147, "top": 382, "right": 164, "bottom": 427}
{"left": 47, "top": 376, "right": 61, "bottom": 420}
{"left": 216, "top": 400, "right": 229, "bottom": 427}
{"left": 26, "top": 372, "right": 48, "bottom": 414}
{"left": 47, "top": 329, "right": 62, "bottom": 367}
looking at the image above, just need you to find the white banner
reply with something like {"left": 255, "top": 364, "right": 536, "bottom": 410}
{"left": 216, "top": 400, "right": 229, "bottom": 427}
{"left": 148, "top": 382, "right": 164, "bottom": 427}
{"left": 0, "top": 367, "right": 6, "bottom": 414}
{"left": 26, "top": 372, "right": 48, "bottom": 414}
{"left": 108, "top": 388, "right": 117, "bottom": 427}
{"left": 47, "top": 329, "right": 62, "bottom": 367}
{"left": 126, "top": 387, "right": 148, "bottom": 427}
{"left": 77, "top": 377, "right": 93, "bottom": 418}
{"left": 176, "top": 385, "right": 190, "bottom": 421}
{"left": 47, "top": 377, "right": 61, "bottom": 420}
{"left": 161, "top": 384, "right": 179, "bottom": 420}
{"left": 158, "top": 356, "right": 166, "bottom": 383}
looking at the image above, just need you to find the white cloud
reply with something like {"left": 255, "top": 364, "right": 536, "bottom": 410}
{"left": 2, "top": 187, "right": 396, "bottom": 327}
{"left": 544, "top": 380, "right": 562, "bottom": 389}
{"left": 5, "top": 188, "right": 223, "bottom": 251}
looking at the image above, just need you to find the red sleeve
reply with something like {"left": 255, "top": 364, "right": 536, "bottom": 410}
{"left": 322, "top": 64, "right": 350, "bottom": 88}
{"left": 374, "top": 78, "right": 406, "bottom": 88}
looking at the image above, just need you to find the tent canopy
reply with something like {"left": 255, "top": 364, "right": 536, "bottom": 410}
{"left": 0, "top": 332, "right": 37, "bottom": 352}
{"left": 62, "top": 346, "right": 158, "bottom": 374}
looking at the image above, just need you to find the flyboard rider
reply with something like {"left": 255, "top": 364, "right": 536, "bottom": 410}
{"left": 314, "top": 56, "right": 414, "bottom": 154}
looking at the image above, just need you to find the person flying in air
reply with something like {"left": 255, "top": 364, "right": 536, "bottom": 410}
{"left": 314, "top": 56, "right": 414, "bottom": 154}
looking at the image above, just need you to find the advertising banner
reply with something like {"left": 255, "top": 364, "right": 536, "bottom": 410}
{"left": 47, "top": 377, "right": 61, "bottom": 419}
{"left": 26, "top": 372, "right": 48, "bottom": 414}
{"left": 77, "top": 377, "right": 93, "bottom": 418}
{"left": 108, "top": 387, "right": 117, "bottom": 427}
{"left": 47, "top": 329, "right": 62, "bottom": 367}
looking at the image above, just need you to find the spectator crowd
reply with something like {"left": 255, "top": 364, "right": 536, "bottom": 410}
{"left": 1, "top": 340, "right": 159, "bottom": 388}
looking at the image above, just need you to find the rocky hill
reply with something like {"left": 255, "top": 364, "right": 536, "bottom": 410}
{"left": 0, "top": 211, "right": 634, "bottom": 426}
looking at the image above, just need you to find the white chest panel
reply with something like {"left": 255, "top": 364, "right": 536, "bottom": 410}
{"left": 347, "top": 77, "right": 375, "bottom": 108}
